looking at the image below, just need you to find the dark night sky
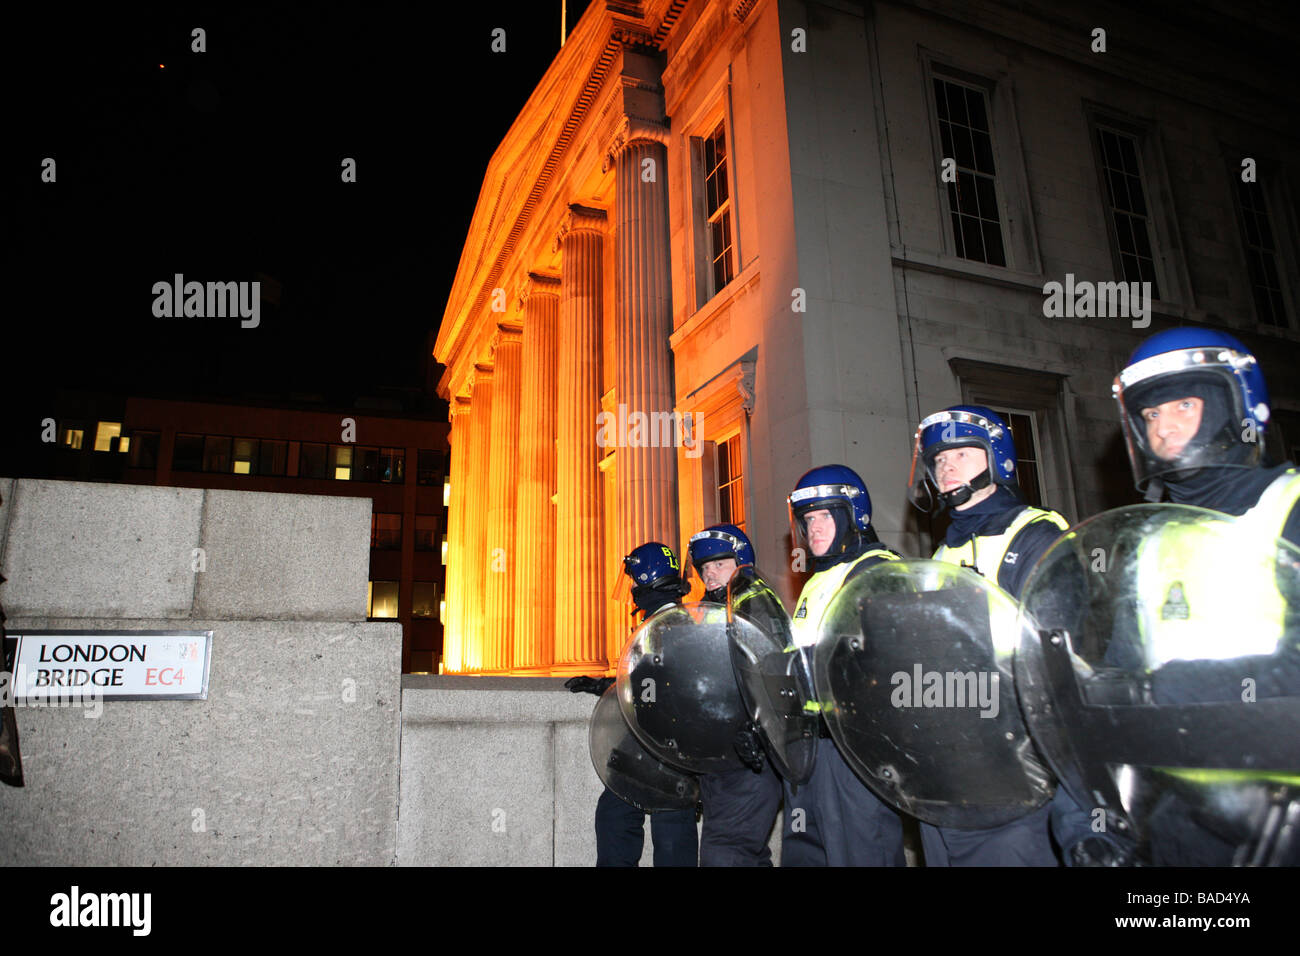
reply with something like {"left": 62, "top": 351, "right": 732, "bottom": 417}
{"left": 5, "top": 4, "right": 591, "bottom": 471}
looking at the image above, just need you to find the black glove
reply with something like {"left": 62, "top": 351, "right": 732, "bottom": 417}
{"left": 733, "top": 723, "right": 765, "bottom": 773}
{"left": 565, "top": 675, "right": 614, "bottom": 696}
{"left": 1070, "top": 834, "right": 1139, "bottom": 867}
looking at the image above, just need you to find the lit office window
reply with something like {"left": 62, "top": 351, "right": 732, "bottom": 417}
{"left": 62, "top": 427, "right": 84, "bottom": 450}
{"left": 94, "top": 422, "right": 123, "bottom": 452}
{"left": 367, "top": 581, "right": 398, "bottom": 619}
{"left": 232, "top": 438, "right": 257, "bottom": 475}
{"left": 332, "top": 445, "right": 353, "bottom": 481}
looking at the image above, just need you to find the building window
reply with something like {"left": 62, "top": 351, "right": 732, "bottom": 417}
{"left": 412, "top": 581, "right": 438, "bottom": 618}
{"left": 93, "top": 421, "right": 123, "bottom": 453}
{"left": 299, "top": 442, "right": 328, "bottom": 479}
{"left": 380, "top": 447, "right": 405, "bottom": 483}
{"left": 258, "top": 440, "right": 288, "bottom": 476}
{"left": 983, "top": 406, "right": 1044, "bottom": 509}
{"left": 414, "top": 514, "right": 438, "bottom": 552}
{"left": 417, "top": 449, "right": 443, "bottom": 486}
{"left": 371, "top": 513, "right": 401, "bottom": 550}
{"left": 1234, "top": 176, "right": 1289, "bottom": 327}
{"left": 716, "top": 432, "right": 745, "bottom": 529}
{"left": 933, "top": 76, "right": 1005, "bottom": 267}
{"left": 1094, "top": 126, "right": 1161, "bottom": 297}
{"left": 367, "top": 581, "right": 398, "bottom": 619}
{"left": 203, "top": 436, "right": 232, "bottom": 473}
{"left": 129, "top": 431, "right": 160, "bottom": 469}
{"left": 331, "top": 445, "right": 353, "bottom": 481}
{"left": 232, "top": 438, "right": 258, "bottom": 475}
{"left": 61, "top": 425, "right": 85, "bottom": 450}
{"left": 173, "top": 434, "right": 204, "bottom": 472}
{"left": 703, "top": 121, "right": 735, "bottom": 295}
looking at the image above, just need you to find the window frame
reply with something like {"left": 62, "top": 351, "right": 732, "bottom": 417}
{"left": 681, "top": 81, "right": 743, "bottom": 312}
{"left": 1223, "top": 149, "right": 1300, "bottom": 332}
{"left": 920, "top": 54, "right": 1042, "bottom": 277}
{"left": 1084, "top": 104, "right": 1193, "bottom": 307}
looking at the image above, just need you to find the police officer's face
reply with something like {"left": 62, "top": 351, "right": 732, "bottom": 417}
{"left": 1142, "top": 397, "right": 1203, "bottom": 460}
{"left": 933, "top": 446, "right": 996, "bottom": 510}
{"left": 700, "top": 557, "right": 738, "bottom": 591}
{"left": 804, "top": 509, "right": 836, "bottom": 556}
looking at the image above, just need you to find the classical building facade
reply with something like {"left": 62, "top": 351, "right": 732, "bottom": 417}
{"left": 436, "top": 0, "right": 1300, "bottom": 674}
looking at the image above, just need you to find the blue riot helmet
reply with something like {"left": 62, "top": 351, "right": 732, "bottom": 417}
{"left": 787, "top": 464, "right": 872, "bottom": 560}
{"left": 908, "top": 405, "right": 1018, "bottom": 511}
{"left": 619, "top": 541, "right": 689, "bottom": 617}
{"left": 687, "top": 523, "right": 755, "bottom": 594}
{"left": 1114, "top": 328, "right": 1271, "bottom": 500}
{"left": 688, "top": 524, "right": 755, "bottom": 568}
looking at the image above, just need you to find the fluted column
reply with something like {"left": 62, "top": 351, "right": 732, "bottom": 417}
{"left": 484, "top": 326, "right": 523, "bottom": 671}
{"left": 514, "top": 274, "right": 560, "bottom": 669}
{"left": 608, "top": 123, "right": 678, "bottom": 570}
{"left": 461, "top": 365, "right": 494, "bottom": 672}
{"left": 444, "top": 398, "right": 471, "bottom": 672}
{"left": 554, "top": 204, "right": 607, "bottom": 668}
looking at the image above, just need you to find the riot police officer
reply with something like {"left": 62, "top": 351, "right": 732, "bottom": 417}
{"left": 783, "top": 465, "right": 907, "bottom": 866}
{"left": 908, "top": 405, "right": 1071, "bottom": 865}
{"left": 685, "top": 524, "right": 785, "bottom": 866}
{"left": 569, "top": 541, "right": 699, "bottom": 866}
{"left": 1106, "top": 327, "right": 1300, "bottom": 864}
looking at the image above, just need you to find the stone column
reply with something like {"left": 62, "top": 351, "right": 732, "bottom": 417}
{"left": 484, "top": 326, "right": 523, "bottom": 671}
{"left": 607, "top": 119, "right": 678, "bottom": 573}
{"left": 444, "top": 398, "right": 471, "bottom": 672}
{"left": 513, "top": 274, "right": 560, "bottom": 670}
{"left": 461, "top": 366, "right": 494, "bottom": 672}
{"left": 553, "top": 204, "right": 607, "bottom": 669}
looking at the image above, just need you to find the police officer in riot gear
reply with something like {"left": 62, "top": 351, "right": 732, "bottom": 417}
{"left": 1104, "top": 327, "right": 1300, "bottom": 864}
{"left": 683, "top": 524, "right": 785, "bottom": 866}
{"left": 909, "top": 405, "right": 1074, "bottom": 865}
{"left": 783, "top": 465, "right": 907, "bottom": 866}
{"left": 568, "top": 541, "right": 698, "bottom": 866}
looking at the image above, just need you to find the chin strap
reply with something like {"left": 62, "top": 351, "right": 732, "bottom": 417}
{"left": 1143, "top": 476, "right": 1165, "bottom": 503}
{"left": 936, "top": 470, "right": 992, "bottom": 511}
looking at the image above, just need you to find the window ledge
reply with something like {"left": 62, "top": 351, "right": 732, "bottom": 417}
{"left": 671, "top": 258, "right": 761, "bottom": 352}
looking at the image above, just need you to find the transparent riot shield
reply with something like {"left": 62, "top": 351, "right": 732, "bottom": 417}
{"left": 588, "top": 683, "right": 699, "bottom": 812}
{"left": 726, "top": 567, "right": 818, "bottom": 784}
{"left": 814, "top": 560, "right": 1054, "bottom": 828}
{"left": 617, "top": 602, "right": 750, "bottom": 774}
{"left": 1017, "top": 504, "right": 1300, "bottom": 865}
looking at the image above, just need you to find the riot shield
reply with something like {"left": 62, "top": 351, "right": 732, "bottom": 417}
{"left": 726, "top": 567, "right": 818, "bottom": 784}
{"left": 617, "top": 602, "right": 750, "bottom": 774}
{"left": 814, "top": 560, "right": 1053, "bottom": 828}
{"left": 1017, "top": 504, "right": 1300, "bottom": 865}
{"left": 588, "top": 683, "right": 699, "bottom": 811}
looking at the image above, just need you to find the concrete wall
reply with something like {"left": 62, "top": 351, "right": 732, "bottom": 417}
{"left": 0, "top": 478, "right": 402, "bottom": 865}
{"left": 398, "top": 676, "right": 783, "bottom": 866}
